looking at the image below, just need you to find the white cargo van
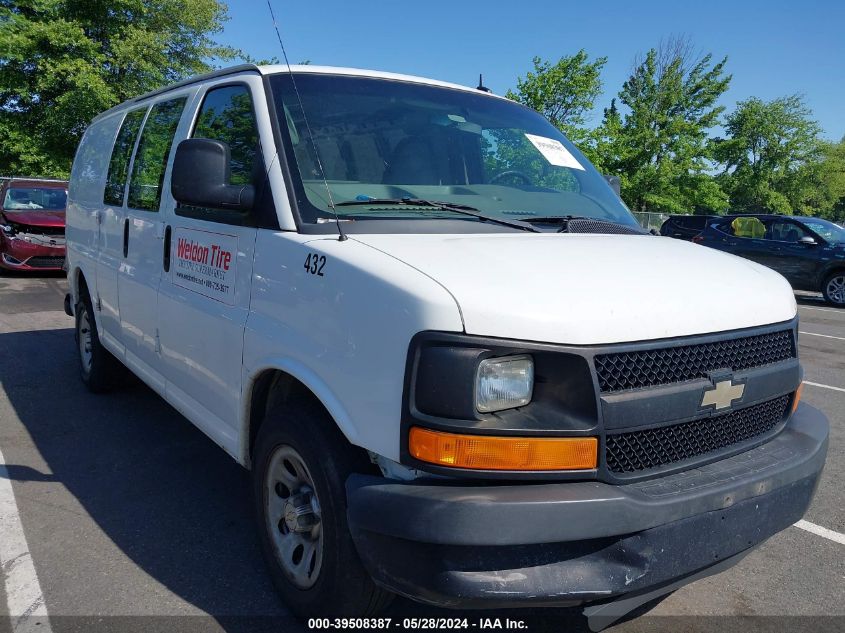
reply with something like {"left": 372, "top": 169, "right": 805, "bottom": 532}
{"left": 65, "top": 64, "right": 828, "bottom": 626}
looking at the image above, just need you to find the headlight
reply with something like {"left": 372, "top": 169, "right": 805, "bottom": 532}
{"left": 475, "top": 355, "right": 534, "bottom": 413}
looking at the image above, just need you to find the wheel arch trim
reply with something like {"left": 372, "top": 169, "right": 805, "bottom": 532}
{"left": 241, "top": 359, "right": 360, "bottom": 468}
{"left": 818, "top": 263, "right": 845, "bottom": 286}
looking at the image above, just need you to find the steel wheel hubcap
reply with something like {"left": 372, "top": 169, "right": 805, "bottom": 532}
{"left": 78, "top": 308, "right": 93, "bottom": 372}
{"left": 827, "top": 275, "right": 845, "bottom": 305}
{"left": 265, "top": 445, "right": 323, "bottom": 589}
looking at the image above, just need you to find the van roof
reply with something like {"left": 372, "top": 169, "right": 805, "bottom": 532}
{"left": 258, "top": 64, "right": 507, "bottom": 98}
{"left": 92, "top": 64, "right": 509, "bottom": 122}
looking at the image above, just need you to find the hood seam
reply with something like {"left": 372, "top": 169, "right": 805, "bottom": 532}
{"left": 348, "top": 236, "right": 466, "bottom": 332}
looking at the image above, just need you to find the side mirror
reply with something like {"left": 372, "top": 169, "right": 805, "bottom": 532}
{"left": 799, "top": 236, "right": 818, "bottom": 246}
{"left": 603, "top": 174, "right": 621, "bottom": 197}
{"left": 171, "top": 138, "right": 254, "bottom": 211}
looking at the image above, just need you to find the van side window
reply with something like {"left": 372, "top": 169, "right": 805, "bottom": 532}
{"left": 104, "top": 108, "right": 146, "bottom": 206}
{"left": 127, "top": 97, "right": 187, "bottom": 211}
{"left": 191, "top": 85, "right": 259, "bottom": 186}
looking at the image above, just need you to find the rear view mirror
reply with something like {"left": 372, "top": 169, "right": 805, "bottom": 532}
{"left": 171, "top": 138, "right": 254, "bottom": 211}
{"left": 603, "top": 175, "right": 621, "bottom": 197}
{"left": 799, "top": 236, "right": 818, "bottom": 246}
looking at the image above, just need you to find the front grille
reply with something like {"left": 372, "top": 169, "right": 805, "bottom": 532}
{"left": 8, "top": 222, "right": 64, "bottom": 236}
{"left": 594, "top": 329, "right": 795, "bottom": 393}
{"left": 26, "top": 255, "right": 65, "bottom": 269}
{"left": 605, "top": 395, "right": 790, "bottom": 474}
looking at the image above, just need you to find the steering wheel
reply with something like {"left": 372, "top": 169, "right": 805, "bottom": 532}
{"left": 489, "top": 170, "right": 532, "bottom": 186}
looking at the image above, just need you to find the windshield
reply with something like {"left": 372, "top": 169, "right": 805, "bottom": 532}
{"left": 2, "top": 187, "right": 67, "bottom": 211}
{"left": 801, "top": 218, "right": 845, "bottom": 243}
{"left": 269, "top": 74, "right": 637, "bottom": 229}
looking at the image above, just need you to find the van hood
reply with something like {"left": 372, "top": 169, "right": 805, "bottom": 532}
{"left": 353, "top": 233, "right": 797, "bottom": 345}
{"left": 1, "top": 210, "right": 65, "bottom": 228}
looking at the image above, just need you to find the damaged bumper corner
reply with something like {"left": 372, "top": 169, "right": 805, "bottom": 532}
{"left": 345, "top": 404, "right": 828, "bottom": 617}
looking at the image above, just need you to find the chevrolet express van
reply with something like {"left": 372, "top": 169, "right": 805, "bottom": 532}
{"left": 64, "top": 64, "right": 828, "bottom": 627}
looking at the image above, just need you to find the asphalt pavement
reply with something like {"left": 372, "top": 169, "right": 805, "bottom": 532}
{"left": 0, "top": 272, "right": 842, "bottom": 633}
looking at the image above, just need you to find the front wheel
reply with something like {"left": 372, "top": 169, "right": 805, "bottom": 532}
{"left": 822, "top": 271, "right": 845, "bottom": 306}
{"left": 253, "top": 398, "right": 393, "bottom": 618}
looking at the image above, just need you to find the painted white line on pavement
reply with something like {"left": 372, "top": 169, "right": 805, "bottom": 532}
{"left": 0, "top": 446, "right": 52, "bottom": 633}
{"left": 794, "top": 520, "right": 845, "bottom": 546}
{"left": 799, "top": 330, "right": 845, "bottom": 341}
{"left": 798, "top": 305, "right": 845, "bottom": 315}
{"left": 803, "top": 380, "right": 845, "bottom": 393}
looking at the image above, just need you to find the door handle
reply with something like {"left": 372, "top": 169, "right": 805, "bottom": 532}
{"left": 163, "top": 225, "right": 172, "bottom": 272}
{"left": 122, "top": 218, "right": 129, "bottom": 258}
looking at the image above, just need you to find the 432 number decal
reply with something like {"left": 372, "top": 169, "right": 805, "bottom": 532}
{"left": 304, "top": 253, "right": 326, "bottom": 277}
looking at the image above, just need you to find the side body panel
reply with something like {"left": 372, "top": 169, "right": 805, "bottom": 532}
{"left": 67, "top": 117, "right": 119, "bottom": 315}
{"left": 156, "top": 73, "right": 269, "bottom": 457}
{"left": 761, "top": 239, "right": 819, "bottom": 288}
{"left": 96, "top": 111, "right": 133, "bottom": 350}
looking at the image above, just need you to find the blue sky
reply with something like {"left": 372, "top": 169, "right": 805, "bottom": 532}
{"left": 219, "top": 0, "right": 844, "bottom": 141}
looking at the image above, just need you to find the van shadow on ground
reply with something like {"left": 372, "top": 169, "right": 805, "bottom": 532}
{"left": 0, "top": 326, "right": 626, "bottom": 632}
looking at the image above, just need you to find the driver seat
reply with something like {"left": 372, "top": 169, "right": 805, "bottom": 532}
{"left": 782, "top": 226, "right": 803, "bottom": 242}
{"left": 383, "top": 131, "right": 452, "bottom": 185}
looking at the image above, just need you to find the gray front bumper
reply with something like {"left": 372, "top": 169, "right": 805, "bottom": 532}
{"left": 346, "top": 403, "right": 828, "bottom": 608}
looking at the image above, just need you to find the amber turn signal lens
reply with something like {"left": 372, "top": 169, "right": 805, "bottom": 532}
{"left": 792, "top": 383, "right": 803, "bottom": 413}
{"left": 408, "top": 427, "right": 598, "bottom": 471}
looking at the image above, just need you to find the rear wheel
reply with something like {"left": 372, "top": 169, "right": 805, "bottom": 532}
{"left": 253, "top": 397, "right": 393, "bottom": 618}
{"left": 822, "top": 271, "right": 845, "bottom": 306}
{"left": 75, "top": 291, "right": 124, "bottom": 392}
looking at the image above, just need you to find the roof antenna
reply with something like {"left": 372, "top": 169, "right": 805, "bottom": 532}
{"left": 476, "top": 74, "right": 491, "bottom": 93}
{"left": 266, "top": 0, "right": 347, "bottom": 241}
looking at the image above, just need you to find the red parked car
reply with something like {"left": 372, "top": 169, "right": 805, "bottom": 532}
{"left": 0, "top": 178, "right": 68, "bottom": 272}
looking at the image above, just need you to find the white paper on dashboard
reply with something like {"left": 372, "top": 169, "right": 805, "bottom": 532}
{"left": 524, "top": 133, "right": 585, "bottom": 170}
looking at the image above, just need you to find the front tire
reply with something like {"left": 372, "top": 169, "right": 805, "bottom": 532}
{"left": 75, "top": 291, "right": 124, "bottom": 392}
{"left": 253, "top": 397, "right": 393, "bottom": 618}
{"left": 822, "top": 271, "right": 845, "bottom": 307}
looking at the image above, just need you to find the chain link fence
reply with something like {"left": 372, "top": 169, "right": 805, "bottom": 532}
{"left": 632, "top": 212, "right": 672, "bottom": 232}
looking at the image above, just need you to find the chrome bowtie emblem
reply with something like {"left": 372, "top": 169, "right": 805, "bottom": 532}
{"left": 701, "top": 379, "right": 745, "bottom": 410}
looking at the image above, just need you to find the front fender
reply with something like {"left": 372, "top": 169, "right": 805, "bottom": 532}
{"left": 240, "top": 231, "right": 464, "bottom": 467}
{"left": 241, "top": 357, "right": 360, "bottom": 465}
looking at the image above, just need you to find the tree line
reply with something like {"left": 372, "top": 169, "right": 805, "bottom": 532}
{"left": 2, "top": 4, "right": 842, "bottom": 220}
{"left": 0, "top": 0, "right": 241, "bottom": 178}
{"left": 509, "top": 38, "right": 845, "bottom": 220}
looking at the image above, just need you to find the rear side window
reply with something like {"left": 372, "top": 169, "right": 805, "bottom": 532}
{"left": 683, "top": 216, "right": 707, "bottom": 229}
{"left": 721, "top": 216, "right": 766, "bottom": 239}
{"left": 104, "top": 109, "right": 145, "bottom": 206}
{"left": 191, "top": 85, "right": 258, "bottom": 186}
{"left": 127, "top": 97, "right": 187, "bottom": 211}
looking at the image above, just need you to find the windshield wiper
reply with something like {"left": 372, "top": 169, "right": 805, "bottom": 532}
{"left": 334, "top": 198, "right": 540, "bottom": 233}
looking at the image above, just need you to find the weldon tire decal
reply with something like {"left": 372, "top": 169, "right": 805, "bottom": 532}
{"left": 170, "top": 226, "right": 238, "bottom": 304}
